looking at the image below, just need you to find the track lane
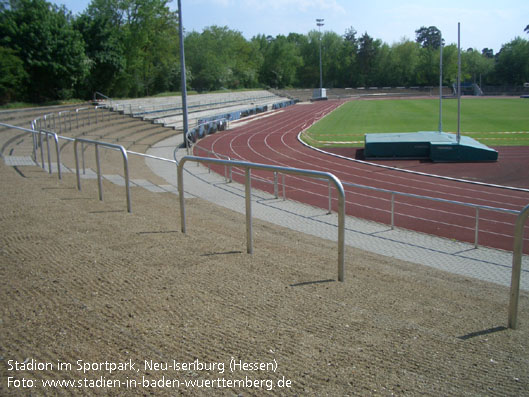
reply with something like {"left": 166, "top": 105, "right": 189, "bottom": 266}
{"left": 195, "top": 100, "right": 529, "bottom": 253}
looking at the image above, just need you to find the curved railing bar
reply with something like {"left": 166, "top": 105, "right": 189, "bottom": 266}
{"left": 177, "top": 155, "right": 346, "bottom": 281}
{"left": 0, "top": 123, "right": 61, "bottom": 179}
{"left": 73, "top": 138, "right": 131, "bottom": 213}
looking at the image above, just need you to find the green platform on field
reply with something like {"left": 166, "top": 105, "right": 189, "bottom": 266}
{"left": 364, "top": 131, "right": 498, "bottom": 162}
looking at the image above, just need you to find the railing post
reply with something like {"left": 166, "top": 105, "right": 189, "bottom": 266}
{"left": 82, "top": 142, "right": 86, "bottom": 174}
{"left": 391, "top": 193, "right": 395, "bottom": 229}
{"left": 49, "top": 132, "right": 61, "bottom": 180}
{"left": 95, "top": 144, "right": 103, "bottom": 201}
{"left": 177, "top": 161, "right": 186, "bottom": 234}
{"left": 328, "top": 180, "right": 332, "bottom": 214}
{"left": 245, "top": 168, "right": 253, "bottom": 254}
{"left": 474, "top": 207, "right": 480, "bottom": 248}
{"left": 336, "top": 178, "right": 345, "bottom": 282}
{"left": 45, "top": 132, "right": 52, "bottom": 174}
{"left": 74, "top": 140, "right": 82, "bottom": 191}
{"left": 274, "top": 172, "right": 278, "bottom": 199}
{"left": 39, "top": 131, "right": 45, "bottom": 169}
{"left": 31, "top": 129, "right": 37, "bottom": 163}
{"left": 119, "top": 146, "right": 132, "bottom": 213}
{"left": 282, "top": 174, "right": 286, "bottom": 200}
{"left": 508, "top": 203, "right": 529, "bottom": 329}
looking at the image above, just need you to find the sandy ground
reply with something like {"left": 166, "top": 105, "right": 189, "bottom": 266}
{"left": 1, "top": 158, "right": 529, "bottom": 396}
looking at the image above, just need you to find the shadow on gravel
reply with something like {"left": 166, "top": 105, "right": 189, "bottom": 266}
{"left": 458, "top": 326, "right": 508, "bottom": 340}
{"left": 290, "top": 279, "right": 335, "bottom": 287}
{"left": 201, "top": 250, "right": 243, "bottom": 257}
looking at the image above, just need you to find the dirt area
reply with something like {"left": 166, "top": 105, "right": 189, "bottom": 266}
{"left": 1, "top": 159, "right": 529, "bottom": 396}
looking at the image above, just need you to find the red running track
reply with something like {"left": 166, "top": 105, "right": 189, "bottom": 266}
{"left": 194, "top": 100, "right": 529, "bottom": 254}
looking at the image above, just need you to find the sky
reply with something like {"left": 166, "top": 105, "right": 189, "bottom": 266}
{"left": 51, "top": 0, "right": 528, "bottom": 53}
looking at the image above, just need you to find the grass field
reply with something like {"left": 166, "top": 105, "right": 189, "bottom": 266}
{"left": 303, "top": 98, "right": 529, "bottom": 147}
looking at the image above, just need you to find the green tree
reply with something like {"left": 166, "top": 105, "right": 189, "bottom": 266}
{"left": 494, "top": 37, "right": 529, "bottom": 85}
{"left": 293, "top": 31, "right": 318, "bottom": 88}
{"left": 415, "top": 26, "right": 443, "bottom": 49}
{"left": 0, "top": 0, "right": 89, "bottom": 101}
{"left": 320, "top": 31, "right": 347, "bottom": 88}
{"left": 482, "top": 48, "right": 494, "bottom": 58}
{"left": 75, "top": 0, "right": 126, "bottom": 97}
{"left": 340, "top": 27, "right": 359, "bottom": 87}
{"left": 389, "top": 40, "right": 420, "bottom": 86}
{"left": 0, "top": 46, "right": 28, "bottom": 104}
{"left": 118, "top": 0, "right": 179, "bottom": 97}
{"left": 259, "top": 35, "right": 302, "bottom": 88}
{"left": 186, "top": 26, "right": 260, "bottom": 91}
{"left": 462, "top": 48, "right": 494, "bottom": 84}
{"left": 357, "top": 33, "right": 381, "bottom": 86}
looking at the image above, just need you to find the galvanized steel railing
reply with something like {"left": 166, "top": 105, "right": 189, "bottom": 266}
{"left": 177, "top": 155, "right": 346, "bottom": 282}
{"left": 73, "top": 138, "right": 131, "bottom": 213}
{"left": 341, "top": 180, "right": 520, "bottom": 248}
{"left": 2, "top": 115, "right": 528, "bottom": 328}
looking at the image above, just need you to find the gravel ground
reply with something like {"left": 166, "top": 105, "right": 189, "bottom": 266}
{"left": 1, "top": 161, "right": 529, "bottom": 396}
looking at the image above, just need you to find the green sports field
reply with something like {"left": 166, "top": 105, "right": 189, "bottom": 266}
{"left": 303, "top": 98, "right": 529, "bottom": 147}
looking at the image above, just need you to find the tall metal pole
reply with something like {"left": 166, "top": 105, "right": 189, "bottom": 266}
{"left": 438, "top": 31, "right": 443, "bottom": 133}
{"left": 316, "top": 19, "right": 324, "bottom": 96}
{"left": 457, "top": 22, "right": 461, "bottom": 144}
{"left": 177, "top": 0, "right": 189, "bottom": 152}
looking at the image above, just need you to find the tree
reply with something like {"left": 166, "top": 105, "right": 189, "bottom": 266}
{"left": 389, "top": 39, "right": 420, "bottom": 86}
{"left": 259, "top": 35, "right": 302, "bottom": 88}
{"left": 415, "top": 26, "right": 443, "bottom": 49}
{"left": 75, "top": 0, "right": 125, "bottom": 97}
{"left": 0, "top": 0, "right": 89, "bottom": 101}
{"left": 186, "top": 26, "right": 261, "bottom": 91}
{"left": 0, "top": 46, "right": 28, "bottom": 104}
{"left": 118, "top": 0, "right": 179, "bottom": 97}
{"left": 462, "top": 48, "right": 494, "bottom": 84}
{"left": 482, "top": 48, "right": 494, "bottom": 58}
{"left": 494, "top": 37, "right": 529, "bottom": 85}
{"left": 340, "top": 27, "right": 359, "bottom": 87}
{"left": 357, "top": 32, "right": 381, "bottom": 86}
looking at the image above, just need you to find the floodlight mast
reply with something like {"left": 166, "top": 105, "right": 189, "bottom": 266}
{"left": 457, "top": 22, "right": 461, "bottom": 144}
{"left": 177, "top": 0, "right": 189, "bottom": 153}
{"left": 316, "top": 19, "right": 324, "bottom": 94}
{"left": 438, "top": 31, "right": 443, "bottom": 133}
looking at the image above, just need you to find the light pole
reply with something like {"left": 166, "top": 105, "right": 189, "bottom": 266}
{"left": 316, "top": 18, "right": 324, "bottom": 96}
{"left": 177, "top": 0, "right": 189, "bottom": 152}
{"left": 438, "top": 30, "right": 443, "bottom": 133}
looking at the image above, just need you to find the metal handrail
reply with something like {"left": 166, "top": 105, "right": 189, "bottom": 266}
{"left": 341, "top": 180, "right": 520, "bottom": 248}
{"left": 2, "top": 122, "right": 527, "bottom": 326}
{"left": 0, "top": 123, "right": 61, "bottom": 179}
{"left": 73, "top": 138, "right": 131, "bottom": 213}
{"left": 177, "top": 156, "right": 346, "bottom": 281}
{"left": 508, "top": 203, "right": 529, "bottom": 329}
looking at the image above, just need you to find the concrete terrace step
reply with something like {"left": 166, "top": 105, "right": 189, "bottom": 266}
{"left": 3, "top": 155, "right": 184, "bottom": 197}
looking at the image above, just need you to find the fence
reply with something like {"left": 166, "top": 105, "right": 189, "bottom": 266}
{"left": 73, "top": 138, "right": 132, "bottom": 213}
{"left": 177, "top": 155, "right": 346, "bottom": 282}
{"left": 2, "top": 110, "right": 528, "bottom": 328}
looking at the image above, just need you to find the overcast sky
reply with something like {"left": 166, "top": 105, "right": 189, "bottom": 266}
{"left": 52, "top": 0, "right": 528, "bottom": 53}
